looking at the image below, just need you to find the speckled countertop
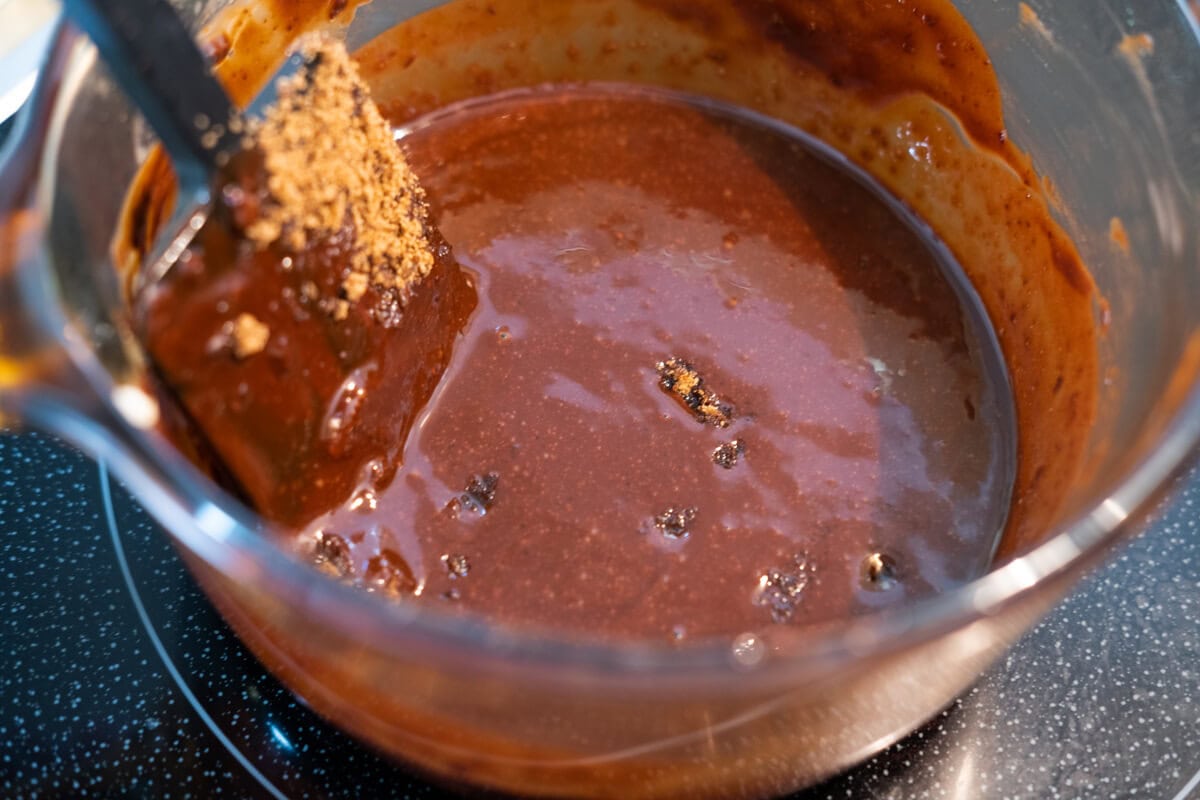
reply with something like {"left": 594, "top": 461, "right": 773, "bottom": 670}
{"left": 1, "top": 429, "right": 1198, "bottom": 799}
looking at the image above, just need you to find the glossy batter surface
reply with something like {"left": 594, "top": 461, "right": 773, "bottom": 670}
{"left": 142, "top": 85, "right": 1014, "bottom": 640}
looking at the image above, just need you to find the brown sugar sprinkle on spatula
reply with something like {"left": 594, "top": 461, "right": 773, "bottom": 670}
{"left": 138, "top": 33, "right": 477, "bottom": 531}
{"left": 242, "top": 36, "right": 436, "bottom": 322}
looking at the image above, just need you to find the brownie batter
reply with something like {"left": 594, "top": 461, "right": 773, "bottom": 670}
{"left": 140, "top": 84, "right": 1013, "bottom": 641}
{"left": 115, "top": 0, "right": 1104, "bottom": 653}
{"left": 109, "top": 2, "right": 1105, "bottom": 792}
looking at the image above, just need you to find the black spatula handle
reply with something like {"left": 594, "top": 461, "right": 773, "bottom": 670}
{"left": 62, "top": 0, "right": 242, "bottom": 185}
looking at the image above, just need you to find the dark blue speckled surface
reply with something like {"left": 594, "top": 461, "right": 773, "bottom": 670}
{"left": 1, "top": 429, "right": 1198, "bottom": 799}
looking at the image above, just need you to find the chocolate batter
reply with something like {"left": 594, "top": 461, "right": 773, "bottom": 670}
{"left": 140, "top": 84, "right": 1013, "bottom": 640}
{"left": 109, "top": 1, "right": 1104, "bottom": 791}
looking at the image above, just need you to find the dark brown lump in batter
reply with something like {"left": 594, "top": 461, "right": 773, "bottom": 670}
{"left": 712, "top": 439, "right": 746, "bottom": 469}
{"left": 442, "top": 552, "right": 471, "bottom": 578}
{"left": 363, "top": 549, "right": 420, "bottom": 597}
{"left": 754, "top": 556, "right": 812, "bottom": 624}
{"left": 312, "top": 530, "right": 353, "bottom": 579}
{"left": 653, "top": 506, "right": 699, "bottom": 540}
{"left": 861, "top": 552, "right": 900, "bottom": 592}
{"left": 446, "top": 472, "right": 500, "bottom": 517}
{"left": 656, "top": 357, "right": 735, "bottom": 427}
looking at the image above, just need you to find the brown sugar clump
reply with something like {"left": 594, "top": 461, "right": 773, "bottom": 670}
{"left": 245, "top": 34, "right": 435, "bottom": 312}
{"left": 656, "top": 357, "right": 734, "bottom": 427}
{"left": 231, "top": 312, "right": 270, "bottom": 359}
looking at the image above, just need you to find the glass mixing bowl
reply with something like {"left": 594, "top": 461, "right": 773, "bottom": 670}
{"left": 0, "top": 1, "right": 1197, "bottom": 797}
